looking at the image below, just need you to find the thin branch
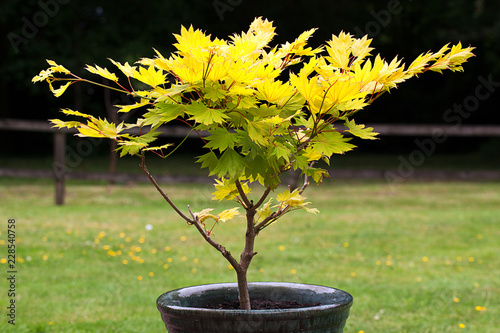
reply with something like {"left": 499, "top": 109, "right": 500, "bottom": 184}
{"left": 253, "top": 187, "right": 272, "bottom": 210}
{"left": 190, "top": 214, "right": 241, "bottom": 270}
{"left": 140, "top": 153, "right": 194, "bottom": 224}
{"left": 235, "top": 179, "right": 252, "bottom": 209}
{"left": 255, "top": 166, "right": 311, "bottom": 233}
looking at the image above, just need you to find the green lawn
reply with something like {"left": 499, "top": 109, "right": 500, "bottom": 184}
{"left": 0, "top": 178, "right": 499, "bottom": 332}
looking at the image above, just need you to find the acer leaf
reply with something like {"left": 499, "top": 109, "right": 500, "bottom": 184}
{"left": 143, "top": 103, "right": 185, "bottom": 126}
{"left": 185, "top": 102, "right": 228, "bottom": 125}
{"left": 345, "top": 119, "right": 379, "bottom": 140}
{"left": 218, "top": 208, "right": 241, "bottom": 222}
{"left": 246, "top": 120, "right": 269, "bottom": 146}
{"left": 196, "top": 151, "right": 218, "bottom": 173}
{"left": 204, "top": 128, "right": 238, "bottom": 152}
{"left": 133, "top": 65, "right": 167, "bottom": 87}
{"left": 212, "top": 148, "right": 245, "bottom": 178}
{"left": 85, "top": 64, "right": 118, "bottom": 81}
{"left": 312, "top": 131, "right": 356, "bottom": 156}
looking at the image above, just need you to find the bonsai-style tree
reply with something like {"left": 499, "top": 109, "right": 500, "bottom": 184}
{"left": 33, "top": 17, "right": 474, "bottom": 310}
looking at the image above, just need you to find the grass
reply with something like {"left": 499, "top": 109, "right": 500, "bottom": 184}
{"left": 0, "top": 178, "right": 499, "bottom": 332}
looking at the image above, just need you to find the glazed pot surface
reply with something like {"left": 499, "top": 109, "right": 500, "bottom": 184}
{"left": 157, "top": 282, "right": 353, "bottom": 333}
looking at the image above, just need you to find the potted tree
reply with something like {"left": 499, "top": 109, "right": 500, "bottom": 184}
{"left": 33, "top": 17, "right": 474, "bottom": 332}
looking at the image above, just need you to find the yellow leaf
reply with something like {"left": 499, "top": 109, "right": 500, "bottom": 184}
{"left": 133, "top": 65, "right": 167, "bottom": 87}
{"left": 50, "top": 81, "right": 72, "bottom": 97}
{"left": 194, "top": 208, "right": 217, "bottom": 222}
{"left": 86, "top": 64, "right": 118, "bottom": 81}
{"left": 257, "top": 198, "right": 273, "bottom": 222}
{"left": 255, "top": 80, "right": 294, "bottom": 104}
{"left": 115, "top": 101, "right": 149, "bottom": 113}
{"left": 218, "top": 208, "right": 240, "bottom": 222}
{"left": 109, "top": 59, "right": 136, "bottom": 77}
{"left": 46, "top": 59, "right": 70, "bottom": 74}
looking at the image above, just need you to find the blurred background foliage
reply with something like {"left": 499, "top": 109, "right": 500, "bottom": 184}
{"left": 1, "top": 0, "right": 499, "bottom": 156}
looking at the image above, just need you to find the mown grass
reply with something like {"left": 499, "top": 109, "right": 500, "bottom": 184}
{"left": 0, "top": 178, "right": 499, "bottom": 332}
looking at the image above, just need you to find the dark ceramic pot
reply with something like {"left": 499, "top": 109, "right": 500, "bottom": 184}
{"left": 157, "top": 282, "right": 353, "bottom": 333}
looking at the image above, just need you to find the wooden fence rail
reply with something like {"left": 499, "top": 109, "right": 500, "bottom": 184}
{"left": 2, "top": 118, "right": 500, "bottom": 205}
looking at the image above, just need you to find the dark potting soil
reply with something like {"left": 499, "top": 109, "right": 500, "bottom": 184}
{"left": 204, "top": 299, "right": 322, "bottom": 310}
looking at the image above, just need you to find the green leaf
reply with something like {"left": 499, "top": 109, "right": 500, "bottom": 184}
{"left": 155, "top": 84, "right": 191, "bottom": 102}
{"left": 185, "top": 102, "right": 228, "bottom": 125}
{"left": 203, "top": 86, "right": 227, "bottom": 102}
{"left": 212, "top": 148, "right": 245, "bottom": 178}
{"left": 344, "top": 119, "right": 379, "bottom": 140}
{"left": 246, "top": 120, "right": 269, "bottom": 146}
{"left": 196, "top": 151, "right": 219, "bottom": 172}
{"left": 204, "top": 128, "right": 239, "bottom": 152}
{"left": 271, "top": 143, "right": 291, "bottom": 163}
{"left": 313, "top": 131, "right": 355, "bottom": 156}
{"left": 143, "top": 103, "right": 185, "bottom": 126}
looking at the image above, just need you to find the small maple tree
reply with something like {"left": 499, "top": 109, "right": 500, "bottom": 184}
{"left": 33, "top": 17, "right": 474, "bottom": 310}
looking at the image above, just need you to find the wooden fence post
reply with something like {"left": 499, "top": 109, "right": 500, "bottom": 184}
{"left": 53, "top": 132, "right": 66, "bottom": 205}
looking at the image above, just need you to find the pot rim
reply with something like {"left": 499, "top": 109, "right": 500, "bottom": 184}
{"left": 157, "top": 281, "right": 353, "bottom": 314}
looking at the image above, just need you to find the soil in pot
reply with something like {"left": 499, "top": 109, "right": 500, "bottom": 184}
{"left": 204, "top": 298, "right": 322, "bottom": 310}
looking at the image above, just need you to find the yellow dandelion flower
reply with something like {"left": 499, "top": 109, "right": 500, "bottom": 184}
{"left": 119, "top": 232, "right": 125, "bottom": 238}
{"left": 290, "top": 269, "right": 297, "bottom": 274}
{"left": 181, "top": 256, "right": 188, "bottom": 262}
{"left": 193, "top": 258, "right": 199, "bottom": 264}
{"left": 165, "top": 246, "right": 171, "bottom": 251}
{"left": 148, "top": 272, "right": 154, "bottom": 277}
{"left": 416, "top": 277, "right": 423, "bottom": 282}
{"left": 468, "top": 257, "right": 474, "bottom": 263}
{"left": 376, "top": 260, "right": 382, "bottom": 266}
{"left": 229, "top": 265, "right": 234, "bottom": 270}
{"left": 456, "top": 256, "right": 462, "bottom": 261}
{"left": 163, "top": 264, "right": 169, "bottom": 269}
{"left": 42, "top": 255, "right": 49, "bottom": 261}
{"left": 42, "top": 236, "right": 47, "bottom": 242}
{"left": 259, "top": 268, "right": 264, "bottom": 272}
{"left": 351, "top": 272, "right": 357, "bottom": 277}
{"left": 453, "top": 297, "right": 460, "bottom": 303}
{"left": 151, "top": 249, "right": 158, "bottom": 254}
{"left": 167, "top": 258, "right": 173, "bottom": 263}
{"left": 476, "top": 234, "right": 483, "bottom": 239}
{"left": 103, "top": 245, "right": 110, "bottom": 250}
{"left": 180, "top": 236, "right": 187, "bottom": 242}
{"left": 98, "top": 231, "right": 106, "bottom": 238}
{"left": 0, "top": 258, "right": 6, "bottom": 264}
{"left": 122, "top": 260, "right": 128, "bottom": 264}
{"left": 48, "top": 321, "right": 54, "bottom": 325}
{"left": 386, "top": 261, "right": 392, "bottom": 266}
{"left": 125, "top": 236, "right": 131, "bottom": 242}
{"left": 139, "top": 237, "right": 145, "bottom": 244}
{"left": 279, "top": 245, "right": 285, "bottom": 251}
{"left": 81, "top": 251, "right": 86, "bottom": 255}
{"left": 459, "top": 323, "right": 465, "bottom": 328}
{"left": 343, "top": 242, "right": 349, "bottom": 248}
{"left": 137, "top": 276, "right": 143, "bottom": 281}
{"left": 66, "top": 229, "right": 72, "bottom": 235}
{"left": 422, "top": 256, "right": 429, "bottom": 262}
